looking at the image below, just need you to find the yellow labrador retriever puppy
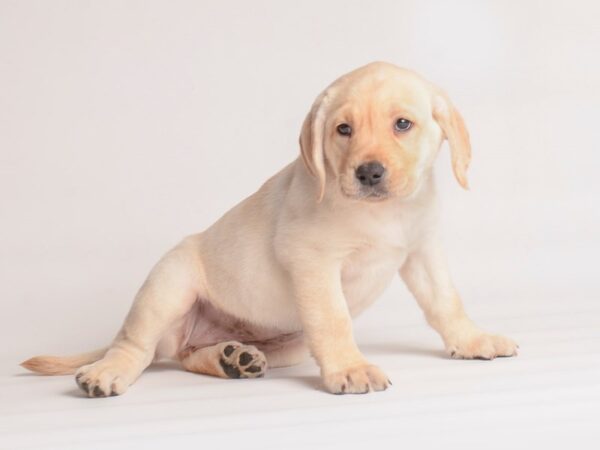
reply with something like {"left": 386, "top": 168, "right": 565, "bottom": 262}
{"left": 22, "top": 62, "right": 517, "bottom": 397}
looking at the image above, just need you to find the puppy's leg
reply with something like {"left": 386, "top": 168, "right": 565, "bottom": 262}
{"left": 76, "top": 238, "right": 202, "bottom": 397}
{"left": 179, "top": 341, "right": 266, "bottom": 379}
{"left": 289, "top": 261, "right": 390, "bottom": 394}
{"left": 400, "top": 241, "right": 518, "bottom": 360}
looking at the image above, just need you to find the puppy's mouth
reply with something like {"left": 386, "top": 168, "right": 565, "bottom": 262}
{"left": 339, "top": 174, "right": 416, "bottom": 202}
{"left": 360, "top": 186, "right": 390, "bottom": 201}
{"left": 341, "top": 184, "right": 391, "bottom": 202}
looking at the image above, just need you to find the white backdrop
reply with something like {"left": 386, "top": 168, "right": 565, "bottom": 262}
{"left": 1, "top": 0, "right": 599, "bottom": 360}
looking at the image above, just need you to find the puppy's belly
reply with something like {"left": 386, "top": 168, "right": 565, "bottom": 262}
{"left": 157, "top": 250, "right": 403, "bottom": 359}
{"left": 201, "top": 255, "right": 302, "bottom": 332}
{"left": 183, "top": 300, "right": 301, "bottom": 350}
{"left": 342, "top": 248, "right": 406, "bottom": 317}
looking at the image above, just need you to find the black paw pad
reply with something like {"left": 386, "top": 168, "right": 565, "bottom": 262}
{"left": 239, "top": 352, "right": 253, "bottom": 366}
{"left": 245, "top": 365, "right": 262, "bottom": 374}
{"left": 219, "top": 358, "right": 241, "bottom": 378}
{"left": 223, "top": 345, "right": 236, "bottom": 357}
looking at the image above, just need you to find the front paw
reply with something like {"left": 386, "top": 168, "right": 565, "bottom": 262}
{"left": 323, "top": 364, "right": 391, "bottom": 394}
{"left": 447, "top": 332, "right": 518, "bottom": 360}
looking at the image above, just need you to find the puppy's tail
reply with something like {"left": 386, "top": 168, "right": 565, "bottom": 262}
{"left": 20, "top": 348, "right": 108, "bottom": 375}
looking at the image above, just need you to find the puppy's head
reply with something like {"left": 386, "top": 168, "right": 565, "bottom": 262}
{"left": 300, "top": 62, "right": 471, "bottom": 202}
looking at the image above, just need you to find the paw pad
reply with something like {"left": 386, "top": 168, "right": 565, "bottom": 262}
{"left": 218, "top": 342, "right": 267, "bottom": 379}
{"left": 239, "top": 352, "right": 253, "bottom": 365}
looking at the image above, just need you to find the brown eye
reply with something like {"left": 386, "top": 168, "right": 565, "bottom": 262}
{"left": 336, "top": 123, "right": 352, "bottom": 136}
{"left": 394, "top": 118, "right": 412, "bottom": 131}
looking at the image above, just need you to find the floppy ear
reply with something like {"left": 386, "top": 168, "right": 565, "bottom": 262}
{"left": 299, "top": 91, "right": 332, "bottom": 202}
{"left": 432, "top": 91, "right": 472, "bottom": 189}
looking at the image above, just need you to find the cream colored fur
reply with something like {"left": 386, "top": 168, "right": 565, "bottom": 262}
{"left": 22, "top": 62, "right": 517, "bottom": 397}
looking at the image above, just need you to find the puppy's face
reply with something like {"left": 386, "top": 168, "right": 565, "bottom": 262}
{"left": 300, "top": 62, "right": 471, "bottom": 202}
{"left": 327, "top": 74, "right": 441, "bottom": 200}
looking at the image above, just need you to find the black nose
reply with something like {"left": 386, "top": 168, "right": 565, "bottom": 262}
{"left": 355, "top": 162, "right": 385, "bottom": 186}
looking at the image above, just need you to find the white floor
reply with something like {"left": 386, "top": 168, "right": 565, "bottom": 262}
{"left": 2, "top": 281, "right": 599, "bottom": 450}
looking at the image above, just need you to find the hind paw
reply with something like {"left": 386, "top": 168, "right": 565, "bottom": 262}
{"left": 217, "top": 341, "right": 267, "bottom": 379}
{"left": 75, "top": 360, "right": 132, "bottom": 398}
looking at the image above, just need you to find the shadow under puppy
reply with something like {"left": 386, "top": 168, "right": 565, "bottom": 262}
{"left": 22, "top": 61, "right": 517, "bottom": 397}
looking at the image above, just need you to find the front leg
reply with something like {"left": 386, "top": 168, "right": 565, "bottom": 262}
{"left": 290, "top": 260, "right": 390, "bottom": 394}
{"left": 400, "top": 241, "right": 518, "bottom": 360}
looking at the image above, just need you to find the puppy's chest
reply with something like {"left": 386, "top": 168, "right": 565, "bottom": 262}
{"left": 338, "top": 208, "right": 423, "bottom": 315}
{"left": 341, "top": 241, "right": 407, "bottom": 316}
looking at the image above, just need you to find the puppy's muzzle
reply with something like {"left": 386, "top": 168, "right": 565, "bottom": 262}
{"left": 355, "top": 161, "right": 385, "bottom": 186}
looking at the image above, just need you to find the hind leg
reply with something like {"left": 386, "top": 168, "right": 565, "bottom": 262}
{"left": 76, "top": 236, "right": 203, "bottom": 397}
{"left": 179, "top": 341, "right": 267, "bottom": 379}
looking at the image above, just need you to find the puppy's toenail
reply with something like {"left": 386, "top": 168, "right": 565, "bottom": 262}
{"left": 223, "top": 345, "right": 235, "bottom": 357}
{"left": 93, "top": 386, "right": 104, "bottom": 397}
{"left": 239, "top": 352, "right": 253, "bottom": 365}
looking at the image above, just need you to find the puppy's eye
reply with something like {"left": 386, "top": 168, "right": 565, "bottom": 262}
{"left": 336, "top": 123, "right": 352, "bottom": 137}
{"left": 394, "top": 118, "right": 412, "bottom": 132}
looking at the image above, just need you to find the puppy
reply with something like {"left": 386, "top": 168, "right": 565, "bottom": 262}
{"left": 22, "top": 62, "right": 517, "bottom": 397}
